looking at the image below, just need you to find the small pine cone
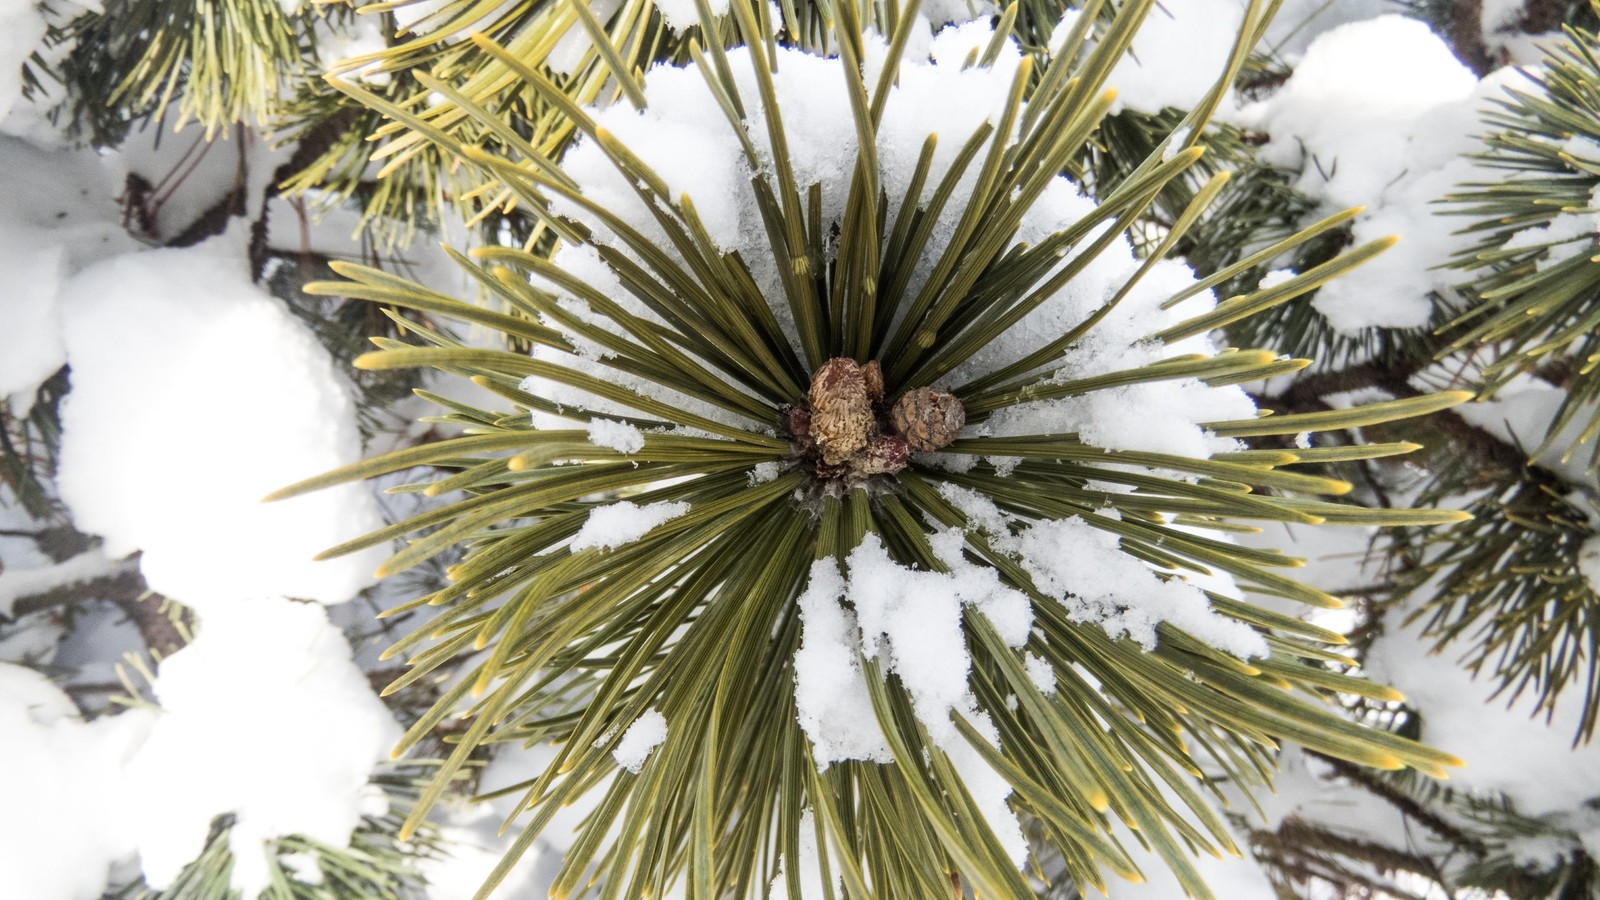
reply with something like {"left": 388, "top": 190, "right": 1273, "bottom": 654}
{"left": 786, "top": 406, "right": 815, "bottom": 451}
{"left": 853, "top": 434, "right": 910, "bottom": 476}
{"left": 861, "top": 360, "right": 885, "bottom": 404}
{"left": 808, "top": 359, "right": 874, "bottom": 466}
{"left": 890, "top": 387, "right": 966, "bottom": 452}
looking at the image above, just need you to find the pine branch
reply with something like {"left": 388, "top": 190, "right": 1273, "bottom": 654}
{"left": 1313, "top": 754, "right": 1488, "bottom": 855}
{"left": 6, "top": 566, "right": 186, "bottom": 659}
{"left": 1250, "top": 818, "right": 1445, "bottom": 900}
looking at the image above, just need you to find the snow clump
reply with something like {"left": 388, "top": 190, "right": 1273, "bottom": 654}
{"left": 571, "top": 499, "right": 692, "bottom": 551}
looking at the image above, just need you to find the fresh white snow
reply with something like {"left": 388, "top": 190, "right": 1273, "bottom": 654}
{"left": 570, "top": 499, "right": 692, "bottom": 551}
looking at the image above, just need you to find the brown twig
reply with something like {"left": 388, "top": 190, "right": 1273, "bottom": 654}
{"left": 7, "top": 567, "right": 187, "bottom": 660}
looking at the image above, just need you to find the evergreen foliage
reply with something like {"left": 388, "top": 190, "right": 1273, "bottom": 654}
{"left": 265, "top": 1, "right": 1488, "bottom": 896}
{"left": 1440, "top": 12, "right": 1600, "bottom": 471}
{"left": 5, "top": 0, "right": 1600, "bottom": 897}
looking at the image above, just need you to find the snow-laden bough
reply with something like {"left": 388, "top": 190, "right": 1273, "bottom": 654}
{"left": 282, "top": 1, "right": 1474, "bottom": 895}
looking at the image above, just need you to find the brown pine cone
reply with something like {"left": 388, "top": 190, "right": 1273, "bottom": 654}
{"left": 808, "top": 359, "right": 874, "bottom": 466}
{"left": 890, "top": 387, "right": 965, "bottom": 452}
{"left": 854, "top": 434, "right": 910, "bottom": 475}
{"left": 861, "top": 359, "right": 885, "bottom": 404}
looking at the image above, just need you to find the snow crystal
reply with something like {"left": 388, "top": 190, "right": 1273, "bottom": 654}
{"left": 748, "top": 460, "right": 782, "bottom": 484}
{"left": 570, "top": 499, "right": 690, "bottom": 551}
{"left": 127, "top": 596, "right": 400, "bottom": 896}
{"left": 587, "top": 417, "right": 646, "bottom": 453}
{"left": 52, "top": 240, "right": 386, "bottom": 611}
{"left": 610, "top": 708, "right": 668, "bottom": 773}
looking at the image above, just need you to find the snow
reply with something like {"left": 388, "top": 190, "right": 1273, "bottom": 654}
{"left": 52, "top": 239, "right": 387, "bottom": 610}
{"left": 1103, "top": 0, "right": 1246, "bottom": 115}
{"left": 0, "top": 664, "right": 155, "bottom": 900}
{"left": 126, "top": 595, "right": 400, "bottom": 895}
{"left": 1580, "top": 534, "right": 1600, "bottom": 596}
{"left": 945, "top": 712, "right": 1028, "bottom": 867}
{"left": 417, "top": 807, "right": 556, "bottom": 899}
{"left": 1106, "top": 829, "right": 1277, "bottom": 900}
{"left": 542, "top": 26, "right": 1288, "bottom": 833}
{"left": 935, "top": 481, "right": 1267, "bottom": 659}
{"left": 653, "top": 0, "right": 728, "bottom": 30}
{"left": 3, "top": 1, "right": 1599, "bottom": 896}
{"left": 920, "top": 0, "right": 997, "bottom": 25}
{"left": 1024, "top": 653, "right": 1055, "bottom": 695}
{"left": 0, "top": 240, "right": 66, "bottom": 412}
{"left": 587, "top": 417, "right": 646, "bottom": 453}
{"left": 835, "top": 533, "right": 1029, "bottom": 747}
{"left": 540, "top": 24, "right": 1031, "bottom": 424}
{"left": 1367, "top": 607, "right": 1600, "bottom": 819}
{"left": 1015, "top": 517, "right": 1268, "bottom": 659}
{"left": 570, "top": 499, "right": 691, "bottom": 551}
{"left": 0, "top": 224, "right": 399, "bottom": 896}
{"left": 0, "top": 136, "right": 141, "bottom": 410}
{"left": 768, "top": 809, "right": 841, "bottom": 899}
{"left": 792, "top": 558, "right": 892, "bottom": 768}
{"left": 546, "top": 0, "right": 626, "bottom": 76}
{"left": 1502, "top": 180, "right": 1600, "bottom": 272}
{"left": 0, "top": 0, "right": 50, "bottom": 123}
{"left": 1235, "top": 16, "right": 1488, "bottom": 333}
{"left": 1481, "top": 0, "right": 1527, "bottom": 35}
{"left": 0, "top": 548, "right": 120, "bottom": 619}
{"left": 318, "top": 12, "right": 393, "bottom": 86}
{"left": 1453, "top": 373, "right": 1599, "bottom": 485}
{"left": 1261, "top": 0, "right": 1393, "bottom": 62}
{"left": 609, "top": 708, "right": 668, "bottom": 773}
{"left": 1240, "top": 16, "right": 1479, "bottom": 208}
{"left": 416, "top": 736, "right": 612, "bottom": 897}
{"left": 792, "top": 541, "right": 1031, "bottom": 861}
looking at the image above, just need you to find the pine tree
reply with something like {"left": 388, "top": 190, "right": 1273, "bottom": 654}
{"left": 2, "top": 0, "right": 1599, "bottom": 898}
